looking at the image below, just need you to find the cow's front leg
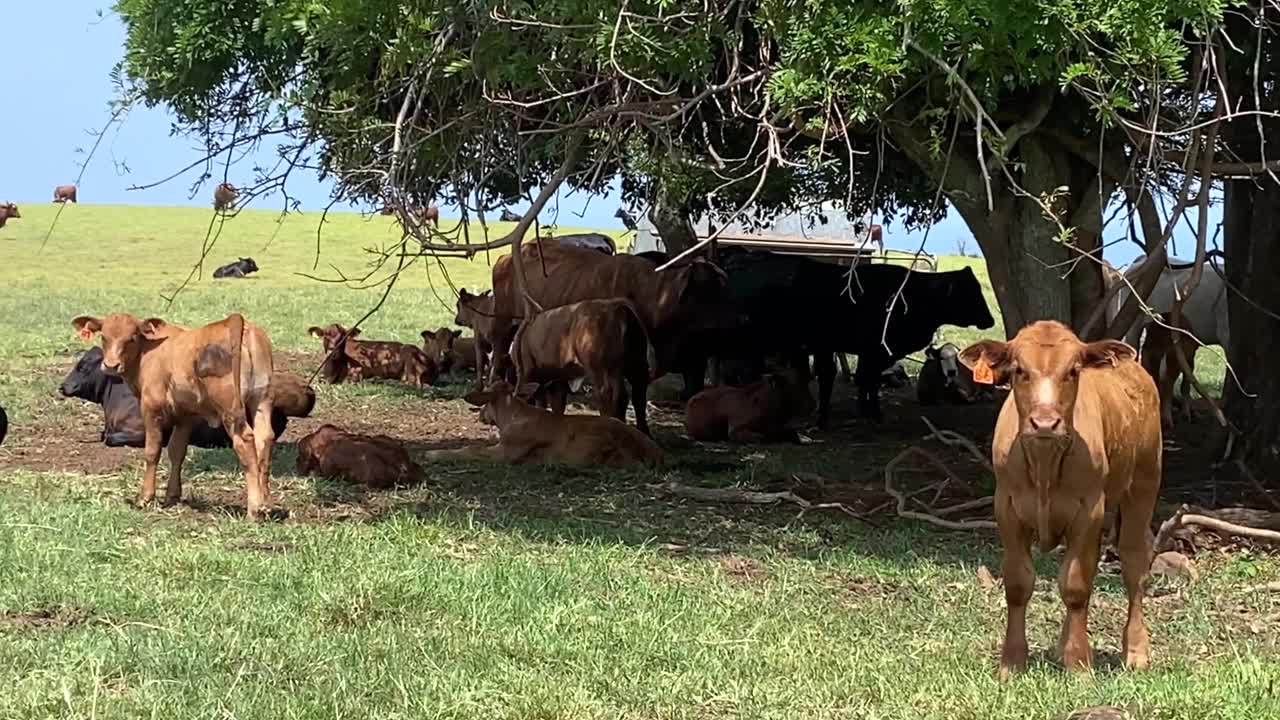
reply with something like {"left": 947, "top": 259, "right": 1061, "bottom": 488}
{"left": 813, "top": 352, "right": 836, "bottom": 428}
{"left": 138, "top": 413, "right": 165, "bottom": 508}
{"left": 164, "top": 422, "right": 193, "bottom": 506}
{"left": 853, "top": 355, "right": 886, "bottom": 422}
{"left": 1058, "top": 505, "right": 1105, "bottom": 673}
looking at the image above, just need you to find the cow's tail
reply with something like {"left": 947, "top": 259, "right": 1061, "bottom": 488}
{"left": 621, "top": 301, "right": 658, "bottom": 381}
{"left": 510, "top": 321, "right": 529, "bottom": 387}
{"left": 228, "top": 313, "right": 247, "bottom": 422}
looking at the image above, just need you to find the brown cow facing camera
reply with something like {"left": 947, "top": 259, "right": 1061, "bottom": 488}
{"left": 512, "top": 298, "right": 656, "bottom": 435}
{"left": 685, "top": 368, "right": 815, "bottom": 443}
{"left": 429, "top": 381, "right": 663, "bottom": 466}
{"left": 308, "top": 324, "right": 438, "bottom": 387}
{"left": 421, "top": 327, "right": 485, "bottom": 376}
{"left": 296, "top": 425, "right": 423, "bottom": 490}
{"left": 53, "top": 184, "right": 77, "bottom": 203}
{"left": 0, "top": 202, "right": 20, "bottom": 229}
{"left": 71, "top": 312, "right": 278, "bottom": 519}
{"left": 960, "top": 320, "right": 1161, "bottom": 678}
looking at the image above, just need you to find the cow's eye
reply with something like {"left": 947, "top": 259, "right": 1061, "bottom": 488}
{"left": 1013, "top": 366, "right": 1026, "bottom": 380}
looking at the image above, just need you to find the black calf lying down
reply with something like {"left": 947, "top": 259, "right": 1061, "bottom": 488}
{"left": 59, "top": 347, "right": 315, "bottom": 448}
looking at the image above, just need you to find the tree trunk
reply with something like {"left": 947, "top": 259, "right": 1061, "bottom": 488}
{"left": 1223, "top": 179, "right": 1280, "bottom": 484}
{"left": 648, "top": 182, "right": 698, "bottom": 255}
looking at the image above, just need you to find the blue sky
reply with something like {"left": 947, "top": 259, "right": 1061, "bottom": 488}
{"left": 1, "top": 2, "right": 1216, "bottom": 266}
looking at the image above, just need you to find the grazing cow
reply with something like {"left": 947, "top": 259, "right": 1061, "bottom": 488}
{"left": 1137, "top": 313, "right": 1197, "bottom": 429}
{"left": 454, "top": 290, "right": 499, "bottom": 386}
{"left": 542, "top": 232, "right": 616, "bottom": 255}
{"left": 712, "top": 248, "right": 994, "bottom": 425}
{"left": 53, "top": 185, "right": 77, "bottom": 203}
{"left": 296, "top": 425, "right": 423, "bottom": 490}
{"left": 433, "top": 381, "right": 663, "bottom": 466}
{"left": 489, "top": 242, "right": 735, "bottom": 396}
{"left": 213, "top": 257, "right": 259, "bottom": 279}
{"left": 308, "top": 324, "right": 438, "bottom": 387}
{"left": 960, "top": 320, "right": 1160, "bottom": 677}
{"left": 0, "top": 202, "right": 20, "bottom": 229}
{"left": 500, "top": 209, "right": 521, "bottom": 223}
{"left": 213, "top": 182, "right": 238, "bottom": 211}
{"left": 71, "top": 313, "right": 278, "bottom": 518}
{"left": 615, "top": 208, "right": 638, "bottom": 231}
{"left": 686, "top": 368, "right": 815, "bottom": 443}
{"left": 60, "top": 346, "right": 314, "bottom": 447}
{"left": 917, "top": 343, "right": 989, "bottom": 405}
{"left": 511, "top": 298, "right": 656, "bottom": 434}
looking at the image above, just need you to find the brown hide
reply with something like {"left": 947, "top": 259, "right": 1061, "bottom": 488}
{"left": 296, "top": 425, "right": 422, "bottom": 489}
{"left": 421, "top": 327, "right": 481, "bottom": 374}
{"left": 489, "top": 242, "right": 728, "bottom": 379}
{"left": 685, "top": 369, "right": 815, "bottom": 443}
{"left": 454, "top": 290, "right": 497, "bottom": 385}
{"left": 53, "top": 184, "right": 77, "bottom": 203}
{"left": 309, "top": 324, "right": 437, "bottom": 386}
{"left": 960, "top": 320, "right": 1160, "bottom": 678}
{"left": 213, "top": 183, "right": 238, "bottom": 211}
{"left": 431, "top": 381, "right": 663, "bottom": 466}
{"left": 512, "top": 299, "right": 656, "bottom": 435}
{"left": 71, "top": 312, "right": 277, "bottom": 518}
{"left": 0, "top": 202, "right": 19, "bottom": 228}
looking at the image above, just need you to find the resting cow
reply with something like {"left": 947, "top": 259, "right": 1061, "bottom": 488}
{"left": 71, "top": 313, "right": 278, "bottom": 518}
{"left": 711, "top": 248, "right": 994, "bottom": 425}
{"left": 296, "top": 425, "right": 423, "bottom": 489}
{"left": 309, "top": 324, "right": 437, "bottom": 387}
{"left": 917, "top": 343, "right": 989, "bottom": 405}
{"left": 489, "top": 242, "right": 735, "bottom": 396}
{"left": 60, "top": 346, "right": 314, "bottom": 448}
{"left": 960, "top": 320, "right": 1160, "bottom": 677}
{"left": 213, "top": 183, "right": 238, "bottom": 211}
{"left": 542, "top": 232, "right": 616, "bottom": 255}
{"left": 53, "top": 185, "right": 77, "bottom": 203}
{"left": 0, "top": 202, "right": 19, "bottom": 229}
{"left": 500, "top": 209, "right": 521, "bottom": 223}
{"left": 213, "top": 257, "right": 259, "bottom": 279}
{"left": 686, "top": 368, "right": 815, "bottom": 443}
{"left": 421, "top": 326, "right": 486, "bottom": 377}
{"left": 430, "top": 381, "right": 663, "bottom": 466}
{"left": 512, "top": 298, "right": 656, "bottom": 435}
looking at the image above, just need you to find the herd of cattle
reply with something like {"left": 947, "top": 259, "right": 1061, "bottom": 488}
{"left": 0, "top": 194, "right": 1235, "bottom": 676}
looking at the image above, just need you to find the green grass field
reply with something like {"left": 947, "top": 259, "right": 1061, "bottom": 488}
{"left": 0, "top": 204, "right": 1273, "bottom": 720}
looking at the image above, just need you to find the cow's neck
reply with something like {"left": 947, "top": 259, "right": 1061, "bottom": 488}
{"left": 126, "top": 339, "right": 168, "bottom": 399}
{"left": 1021, "top": 438, "right": 1071, "bottom": 551}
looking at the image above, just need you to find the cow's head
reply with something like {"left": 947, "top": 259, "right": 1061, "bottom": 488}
{"left": 960, "top": 320, "right": 1135, "bottom": 441}
{"left": 455, "top": 289, "right": 493, "bottom": 328}
{"left": 239, "top": 257, "right": 259, "bottom": 274}
{"left": 71, "top": 313, "right": 169, "bottom": 377}
{"left": 926, "top": 343, "right": 962, "bottom": 388}
{"left": 463, "top": 381, "right": 538, "bottom": 427}
{"left": 0, "top": 203, "right": 19, "bottom": 219}
{"left": 421, "top": 327, "right": 462, "bottom": 369}
{"left": 308, "top": 324, "right": 358, "bottom": 353}
{"left": 60, "top": 346, "right": 109, "bottom": 402}
{"left": 768, "top": 367, "right": 817, "bottom": 420}
{"left": 944, "top": 267, "right": 996, "bottom": 330}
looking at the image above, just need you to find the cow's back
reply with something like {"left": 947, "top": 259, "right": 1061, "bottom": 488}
{"left": 497, "top": 244, "right": 665, "bottom": 327}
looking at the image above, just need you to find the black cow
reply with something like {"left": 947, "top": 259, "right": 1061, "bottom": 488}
{"left": 615, "top": 208, "right": 638, "bottom": 230}
{"left": 212, "top": 257, "right": 259, "bottom": 279}
{"left": 500, "top": 209, "right": 521, "bottom": 222}
{"left": 0, "top": 402, "right": 7, "bottom": 446}
{"left": 708, "top": 248, "right": 994, "bottom": 425}
{"left": 59, "top": 347, "right": 300, "bottom": 448}
{"left": 540, "top": 233, "right": 616, "bottom": 255}
{"left": 634, "top": 250, "right": 670, "bottom": 265}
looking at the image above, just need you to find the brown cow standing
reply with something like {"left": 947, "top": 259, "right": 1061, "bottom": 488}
{"left": 296, "top": 425, "right": 423, "bottom": 489}
{"left": 960, "top": 321, "right": 1161, "bottom": 678}
{"left": 0, "top": 202, "right": 19, "bottom": 228}
{"left": 416, "top": 205, "right": 439, "bottom": 227}
{"left": 488, "top": 242, "right": 730, "bottom": 390}
{"left": 308, "top": 324, "right": 437, "bottom": 387}
{"left": 685, "top": 368, "right": 815, "bottom": 442}
{"left": 512, "top": 298, "right": 657, "bottom": 435}
{"left": 71, "top": 312, "right": 278, "bottom": 519}
{"left": 454, "top": 289, "right": 497, "bottom": 387}
{"left": 213, "top": 183, "right": 238, "bottom": 211}
{"left": 430, "top": 381, "right": 663, "bottom": 466}
{"left": 53, "top": 185, "right": 77, "bottom": 203}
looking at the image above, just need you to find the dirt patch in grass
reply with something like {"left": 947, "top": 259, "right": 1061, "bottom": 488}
{"left": 717, "top": 554, "right": 770, "bottom": 585}
{"left": 0, "top": 606, "right": 92, "bottom": 631}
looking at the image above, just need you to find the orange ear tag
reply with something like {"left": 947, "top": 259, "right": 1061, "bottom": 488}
{"left": 972, "top": 358, "right": 995, "bottom": 385}
{"left": 78, "top": 328, "right": 94, "bottom": 342}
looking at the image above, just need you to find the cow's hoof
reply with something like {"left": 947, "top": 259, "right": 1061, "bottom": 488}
{"left": 132, "top": 495, "right": 157, "bottom": 510}
{"left": 161, "top": 495, "right": 182, "bottom": 508}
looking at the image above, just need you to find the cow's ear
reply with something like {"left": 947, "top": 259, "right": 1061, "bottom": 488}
{"left": 1081, "top": 339, "right": 1136, "bottom": 369}
{"left": 308, "top": 326, "right": 324, "bottom": 338}
{"left": 421, "top": 330, "right": 435, "bottom": 342}
{"left": 71, "top": 316, "right": 102, "bottom": 341}
{"left": 458, "top": 289, "right": 471, "bottom": 300}
{"left": 139, "top": 318, "right": 168, "bottom": 339}
{"left": 447, "top": 329, "right": 462, "bottom": 340}
{"left": 959, "top": 340, "right": 1012, "bottom": 385}
{"left": 462, "top": 390, "right": 491, "bottom": 407}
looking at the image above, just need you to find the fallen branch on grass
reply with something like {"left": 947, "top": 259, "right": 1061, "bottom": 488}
{"left": 649, "top": 480, "right": 866, "bottom": 522}
{"left": 883, "top": 447, "right": 996, "bottom": 531}
{"left": 920, "top": 416, "right": 993, "bottom": 472}
{"left": 1155, "top": 504, "right": 1280, "bottom": 552}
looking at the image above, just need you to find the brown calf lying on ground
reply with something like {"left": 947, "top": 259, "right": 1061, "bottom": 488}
{"left": 960, "top": 320, "right": 1160, "bottom": 678}
{"left": 72, "top": 312, "right": 278, "bottom": 519}
{"left": 309, "top": 324, "right": 438, "bottom": 386}
{"left": 213, "top": 182, "right": 238, "bottom": 211}
{"left": 512, "top": 298, "right": 656, "bottom": 435}
{"left": 0, "top": 202, "right": 19, "bottom": 228}
{"left": 296, "top": 425, "right": 423, "bottom": 489}
{"left": 53, "top": 184, "right": 77, "bottom": 203}
{"left": 429, "top": 381, "right": 663, "bottom": 466}
{"left": 1139, "top": 313, "right": 1197, "bottom": 430}
{"left": 421, "top": 327, "right": 485, "bottom": 375}
{"left": 454, "top": 289, "right": 497, "bottom": 386}
{"left": 685, "top": 369, "right": 815, "bottom": 442}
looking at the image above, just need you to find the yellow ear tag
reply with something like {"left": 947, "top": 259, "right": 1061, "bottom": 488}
{"left": 972, "top": 358, "right": 995, "bottom": 385}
